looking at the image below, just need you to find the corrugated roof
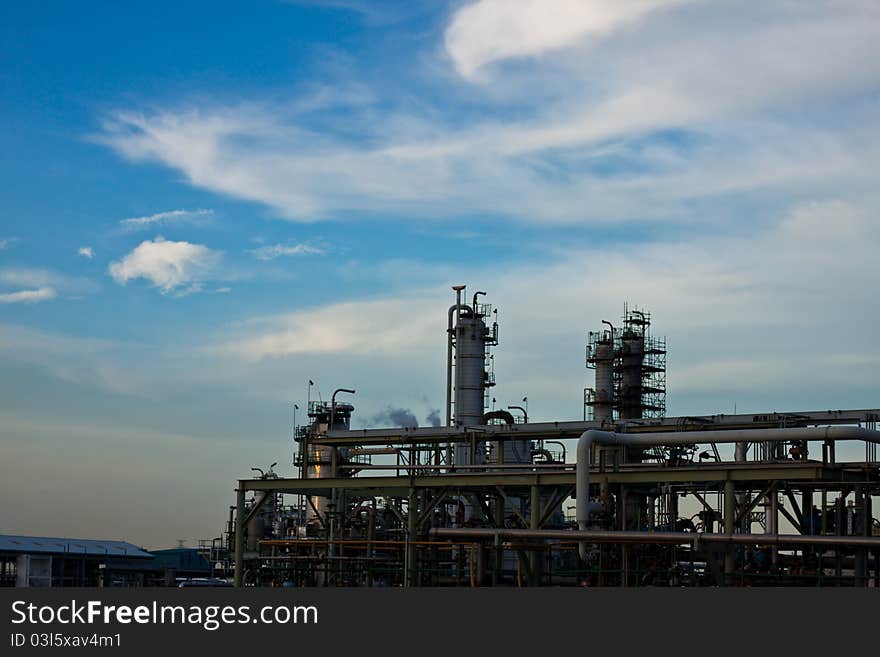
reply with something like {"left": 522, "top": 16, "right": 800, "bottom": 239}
{"left": 0, "top": 535, "right": 153, "bottom": 559}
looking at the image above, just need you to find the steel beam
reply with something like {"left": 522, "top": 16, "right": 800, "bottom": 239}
{"left": 233, "top": 483, "right": 245, "bottom": 588}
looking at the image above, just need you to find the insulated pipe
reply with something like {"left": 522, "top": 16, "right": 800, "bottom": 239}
{"left": 481, "top": 410, "right": 515, "bottom": 425}
{"left": 576, "top": 426, "right": 880, "bottom": 559}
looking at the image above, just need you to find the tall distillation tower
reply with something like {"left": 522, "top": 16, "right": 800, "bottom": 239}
{"left": 446, "top": 285, "right": 499, "bottom": 467}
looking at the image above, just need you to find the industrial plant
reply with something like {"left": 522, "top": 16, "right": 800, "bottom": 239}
{"left": 221, "top": 286, "right": 880, "bottom": 587}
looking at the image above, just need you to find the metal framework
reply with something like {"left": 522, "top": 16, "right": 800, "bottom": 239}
{"left": 217, "top": 287, "right": 880, "bottom": 587}
{"left": 226, "top": 408, "right": 880, "bottom": 587}
{"left": 585, "top": 304, "right": 666, "bottom": 421}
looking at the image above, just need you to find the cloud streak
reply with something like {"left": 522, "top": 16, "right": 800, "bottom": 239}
{"left": 248, "top": 243, "right": 326, "bottom": 260}
{"left": 0, "top": 267, "right": 97, "bottom": 297}
{"left": 119, "top": 208, "right": 213, "bottom": 229}
{"left": 0, "top": 287, "right": 57, "bottom": 304}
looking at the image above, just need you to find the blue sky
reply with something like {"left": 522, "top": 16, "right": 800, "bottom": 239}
{"left": 2, "top": 0, "right": 879, "bottom": 547}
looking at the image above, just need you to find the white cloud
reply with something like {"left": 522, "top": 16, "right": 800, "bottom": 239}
{"left": 0, "top": 287, "right": 57, "bottom": 304}
{"left": 248, "top": 243, "right": 326, "bottom": 260}
{"left": 0, "top": 238, "right": 13, "bottom": 250}
{"left": 78, "top": 246, "right": 95, "bottom": 259}
{"left": 120, "top": 208, "right": 213, "bottom": 229}
{"left": 445, "top": 0, "right": 689, "bottom": 79}
{"left": 96, "top": 1, "right": 880, "bottom": 225}
{"left": 108, "top": 236, "right": 221, "bottom": 295}
{"left": 210, "top": 198, "right": 880, "bottom": 415}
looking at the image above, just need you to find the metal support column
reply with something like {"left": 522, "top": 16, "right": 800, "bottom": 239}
{"left": 493, "top": 493, "right": 503, "bottom": 586}
{"left": 233, "top": 482, "right": 245, "bottom": 588}
{"left": 724, "top": 478, "right": 735, "bottom": 582}
{"left": 406, "top": 488, "right": 418, "bottom": 588}
{"left": 529, "top": 485, "right": 541, "bottom": 586}
{"left": 855, "top": 487, "right": 868, "bottom": 587}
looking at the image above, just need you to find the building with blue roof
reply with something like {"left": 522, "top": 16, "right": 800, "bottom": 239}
{"left": 0, "top": 534, "right": 211, "bottom": 587}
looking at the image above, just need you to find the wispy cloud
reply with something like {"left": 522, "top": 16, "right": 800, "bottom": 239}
{"left": 247, "top": 243, "right": 326, "bottom": 260}
{"left": 0, "top": 267, "right": 98, "bottom": 296}
{"left": 108, "top": 236, "right": 221, "bottom": 295}
{"left": 0, "top": 323, "right": 152, "bottom": 396}
{"left": 0, "top": 238, "right": 15, "bottom": 251}
{"left": 119, "top": 208, "right": 213, "bottom": 229}
{"left": 77, "top": 246, "right": 95, "bottom": 259}
{"left": 0, "top": 287, "right": 57, "bottom": 304}
{"left": 96, "top": 2, "right": 880, "bottom": 226}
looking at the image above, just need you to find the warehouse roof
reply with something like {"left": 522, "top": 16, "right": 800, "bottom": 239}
{"left": 0, "top": 534, "right": 152, "bottom": 559}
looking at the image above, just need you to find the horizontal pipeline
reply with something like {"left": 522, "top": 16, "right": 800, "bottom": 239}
{"left": 429, "top": 527, "right": 880, "bottom": 549}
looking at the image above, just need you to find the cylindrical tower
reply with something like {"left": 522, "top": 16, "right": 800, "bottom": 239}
{"left": 618, "top": 332, "right": 644, "bottom": 420}
{"left": 593, "top": 333, "right": 614, "bottom": 423}
{"left": 454, "top": 312, "right": 489, "bottom": 428}
{"left": 303, "top": 401, "right": 353, "bottom": 524}
{"left": 449, "top": 288, "right": 498, "bottom": 467}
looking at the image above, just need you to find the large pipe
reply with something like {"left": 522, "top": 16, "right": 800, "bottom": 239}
{"left": 576, "top": 426, "right": 880, "bottom": 559}
{"left": 429, "top": 527, "right": 880, "bottom": 549}
{"left": 482, "top": 410, "right": 515, "bottom": 425}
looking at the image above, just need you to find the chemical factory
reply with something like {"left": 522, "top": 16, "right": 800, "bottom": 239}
{"left": 220, "top": 286, "right": 880, "bottom": 587}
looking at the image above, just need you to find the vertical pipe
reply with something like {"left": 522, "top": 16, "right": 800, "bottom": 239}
{"left": 769, "top": 484, "right": 778, "bottom": 567}
{"left": 367, "top": 500, "right": 375, "bottom": 588}
{"left": 724, "top": 478, "right": 735, "bottom": 582}
{"left": 819, "top": 488, "right": 827, "bottom": 582}
{"left": 446, "top": 316, "right": 454, "bottom": 427}
{"left": 326, "top": 497, "right": 336, "bottom": 586}
{"left": 835, "top": 496, "right": 844, "bottom": 582}
{"left": 493, "top": 494, "right": 503, "bottom": 586}
{"left": 855, "top": 487, "right": 868, "bottom": 587}
{"left": 233, "top": 483, "right": 245, "bottom": 588}
{"left": 446, "top": 287, "right": 465, "bottom": 427}
{"left": 406, "top": 488, "right": 418, "bottom": 588}
{"left": 529, "top": 484, "right": 541, "bottom": 586}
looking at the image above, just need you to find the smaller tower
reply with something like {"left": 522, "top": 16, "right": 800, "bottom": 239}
{"left": 584, "top": 304, "right": 666, "bottom": 423}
